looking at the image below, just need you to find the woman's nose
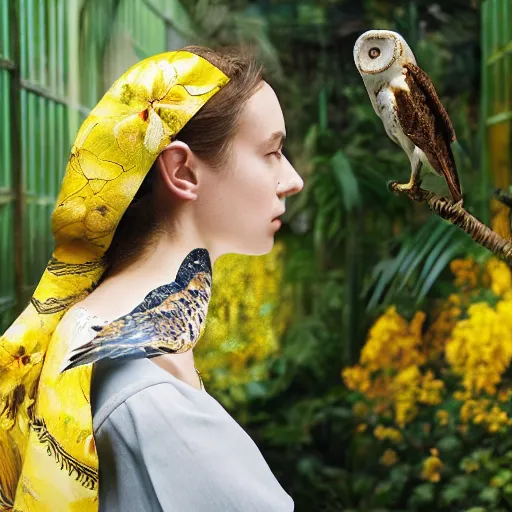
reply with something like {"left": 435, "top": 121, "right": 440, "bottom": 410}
{"left": 279, "top": 159, "right": 304, "bottom": 197}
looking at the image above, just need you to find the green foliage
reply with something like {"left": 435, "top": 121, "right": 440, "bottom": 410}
{"left": 178, "top": 0, "right": 282, "bottom": 76}
{"left": 186, "top": 1, "right": 488, "bottom": 511}
{"left": 336, "top": 391, "right": 512, "bottom": 511}
{"left": 215, "top": 1, "right": 487, "bottom": 511}
{"left": 366, "top": 216, "right": 472, "bottom": 313}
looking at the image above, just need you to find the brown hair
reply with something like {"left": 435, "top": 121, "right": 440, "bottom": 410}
{"left": 102, "top": 46, "right": 264, "bottom": 276}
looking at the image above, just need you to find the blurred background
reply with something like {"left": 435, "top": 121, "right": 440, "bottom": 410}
{"left": 2, "top": 0, "right": 512, "bottom": 510}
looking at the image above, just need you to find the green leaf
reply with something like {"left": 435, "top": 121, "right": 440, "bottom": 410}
{"left": 397, "top": 218, "right": 450, "bottom": 290}
{"left": 478, "top": 486, "right": 500, "bottom": 504}
{"left": 503, "top": 483, "right": 512, "bottom": 505}
{"left": 245, "top": 381, "right": 269, "bottom": 399}
{"left": 417, "top": 238, "right": 466, "bottom": 301}
{"left": 352, "top": 473, "right": 375, "bottom": 495}
{"left": 367, "top": 240, "right": 412, "bottom": 310}
{"left": 303, "top": 123, "right": 318, "bottom": 157}
{"left": 408, "top": 483, "right": 435, "bottom": 506}
{"left": 330, "top": 150, "right": 361, "bottom": 212}
{"left": 412, "top": 222, "right": 456, "bottom": 293}
{"left": 442, "top": 484, "right": 466, "bottom": 505}
{"left": 358, "top": 165, "right": 389, "bottom": 199}
{"left": 366, "top": 215, "right": 469, "bottom": 310}
{"left": 437, "top": 435, "right": 463, "bottom": 453}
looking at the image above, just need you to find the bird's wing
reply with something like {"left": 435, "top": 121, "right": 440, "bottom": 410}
{"left": 404, "top": 63, "right": 456, "bottom": 143}
{"left": 59, "top": 286, "right": 209, "bottom": 373}
{"left": 59, "top": 250, "right": 213, "bottom": 373}
{"left": 393, "top": 65, "right": 462, "bottom": 203}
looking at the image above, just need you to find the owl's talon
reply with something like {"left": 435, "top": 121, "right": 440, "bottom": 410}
{"left": 387, "top": 180, "right": 400, "bottom": 193}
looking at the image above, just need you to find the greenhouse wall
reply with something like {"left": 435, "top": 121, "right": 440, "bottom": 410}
{"left": 482, "top": 0, "right": 512, "bottom": 235}
{"left": 0, "top": 0, "right": 187, "bottom": 331}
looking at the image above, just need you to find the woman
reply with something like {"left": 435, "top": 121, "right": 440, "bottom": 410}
{"left": 0, "top": 45, "right": 302, "bottom": 511}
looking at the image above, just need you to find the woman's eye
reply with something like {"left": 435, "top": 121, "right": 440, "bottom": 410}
{"left": 268, "top": 150, "right": 282, "bottom": 159}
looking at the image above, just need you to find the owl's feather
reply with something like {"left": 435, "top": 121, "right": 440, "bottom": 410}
{"left": 394, "top": 64, "right": 462, "bottom": 203}
{"left": 404, "top": 63, "right": 456, "bottom": 143}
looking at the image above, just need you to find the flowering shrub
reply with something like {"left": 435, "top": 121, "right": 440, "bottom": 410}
{"left": 194, "top": 240, "right": 292, "bottom": 404}
{"left": 341, "top": 255, "right": 512, "bottom": 511}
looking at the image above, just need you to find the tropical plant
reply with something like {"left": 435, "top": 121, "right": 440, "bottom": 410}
{"left": 177, "top": 0, "right": 282, "bottom": 76}
{"left": 219, "top": 2, "right": 486, "bottom": 511}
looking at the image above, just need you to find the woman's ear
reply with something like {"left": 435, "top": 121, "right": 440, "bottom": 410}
{"left": 156, "top": 141, "right": 198, "bottom": 201}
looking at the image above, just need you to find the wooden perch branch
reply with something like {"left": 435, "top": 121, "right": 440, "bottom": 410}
{"left": 389, "top": 182, "right": 512, "bottom": 265}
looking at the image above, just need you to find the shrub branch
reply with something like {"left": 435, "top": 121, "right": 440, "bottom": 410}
{"left": 389, "top": 182, "right": 512, "bottom": 265}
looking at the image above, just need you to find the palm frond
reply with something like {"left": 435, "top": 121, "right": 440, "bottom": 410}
{"left": 366, "top": 216, "right": 471, "bottom": 311}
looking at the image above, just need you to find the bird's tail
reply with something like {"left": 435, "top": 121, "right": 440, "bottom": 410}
{"left": 59, "top": 341, "right": 101, "bottom": 373}
{"left": 439, "top": 146, "right": 463, "bottom": 204}
{"left": 59, "top": 340, "right": 145, "bottom": 373}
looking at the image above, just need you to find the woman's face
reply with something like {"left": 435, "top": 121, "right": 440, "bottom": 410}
{"left": 197, "top": 81, "right": 304, "bottom": 256}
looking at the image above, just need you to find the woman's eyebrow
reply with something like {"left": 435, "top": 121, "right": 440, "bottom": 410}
{"left": 261, "top": 131, "right": 286, "bottom": 149}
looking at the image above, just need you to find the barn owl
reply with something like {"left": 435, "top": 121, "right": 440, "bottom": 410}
{"left": 353, "top": 29, "right": 463, "bottom": 204}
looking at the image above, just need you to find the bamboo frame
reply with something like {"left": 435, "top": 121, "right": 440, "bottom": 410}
{"left": 0, "top": 0, "right": 182, "bottom": 331}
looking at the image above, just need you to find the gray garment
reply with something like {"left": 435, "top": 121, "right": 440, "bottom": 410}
{"left": 91, "top": 357, "right": 294, "bottom": 512}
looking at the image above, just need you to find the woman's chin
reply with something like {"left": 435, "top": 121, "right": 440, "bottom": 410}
{"left": 225, "top": 224, "right": 280, "bottom": 256}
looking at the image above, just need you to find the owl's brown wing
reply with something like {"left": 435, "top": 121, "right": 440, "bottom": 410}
{"left": 405, "top": 63, "right": 456, "bottom": 143}
{"left": 393, "top": 63, "right": 462, "bottom": 203}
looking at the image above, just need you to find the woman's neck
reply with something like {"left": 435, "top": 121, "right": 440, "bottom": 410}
{"left": 84, "top": 228, "right": 216, "bottom": 320}
{"left": 73, "top": 230, "right": 216, "bottom": 391}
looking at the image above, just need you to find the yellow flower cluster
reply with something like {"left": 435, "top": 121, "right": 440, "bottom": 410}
{"left": 390, "top": 367, "right": 444, "bottom": 426}
{"left": 343, "top": 307, "right": 444, "bottom": 426}
{"left": 355, "top": 423, "right": 367, "bottom": 433}
{"left": 436, "top": 409, "right": 449, "bottom": 426}
{"left": 421, "top": 448, "right": 443, "bottom": 482}
{"left": 380, "top": 448, "right": 399, "bottom": 466}
{"left": 460, "top": 398, "right": 512, "bottom": 433}
{"left": 450, "top": 257, "right": 480, "bottom": 291}
{"left": 352, "top": 401, "right": 371, "bottom": 417}
{"left": 359, "top": 306, "right": 426, "bottom": 371}
{"left": 343, "top": 254, "right": 512, "bottom": 433}
{"left": 374, "top": 425, "right": 403, "bottom": 443}
{"left": 389, "top": 366, "right": 422, "bottom": 426}
{"left": 449, "top": 255, "right": 512, "bottom": 299}
{"left": 423, "top": 294, "right": 462, "bottom": 359}
{"left": 498, "top": 388, "right": 512, "bottom": 402}
{"left": 446, "top": 300, "right": 512, "bottom": 395}
{"left": 343, "top": 367, "right": 371, "bottom": 395}
{"left": 417, "top": 370, "right": 445, "bottom": 405}
{"left": 485, "top": 257, "right": 512, "bottom": 296}
{"left": 195, "top": 240, "right": 292, "bottom": 392}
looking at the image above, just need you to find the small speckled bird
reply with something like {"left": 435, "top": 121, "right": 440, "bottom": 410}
{"left": 353, "top": 29, "right": 463, "bottom": 204}
{"left": 59, "top": 247, "right": 212, "bottom": 373}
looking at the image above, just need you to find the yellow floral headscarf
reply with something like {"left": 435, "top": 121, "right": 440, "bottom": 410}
{"left": 0, "top": 50, "right": 229, "bottom": 511}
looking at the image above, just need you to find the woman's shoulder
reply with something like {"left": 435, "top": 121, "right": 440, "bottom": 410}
{"left": 56, "top": 307, "right": 207, "bottom": 420}
{"left": 94, "top": 374, "right": 295, "bottom": 511}
{"left": 91, "top": 357, "right": 210, "bottom": 430}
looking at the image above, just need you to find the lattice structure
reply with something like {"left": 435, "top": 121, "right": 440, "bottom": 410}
{"left": 482, "top": 0, "right": 512, "bottom": 236}
{"left": 0, "top": 0, "right": 187, "bottom": 332}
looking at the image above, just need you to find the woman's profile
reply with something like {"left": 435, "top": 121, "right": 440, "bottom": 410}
{"left": 0, "top": 45, "right": 303, "bottom": 511}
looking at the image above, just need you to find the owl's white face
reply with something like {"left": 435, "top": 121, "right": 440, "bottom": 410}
{"left": 354, "top": 30, "right": 413, "bottom": 75}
